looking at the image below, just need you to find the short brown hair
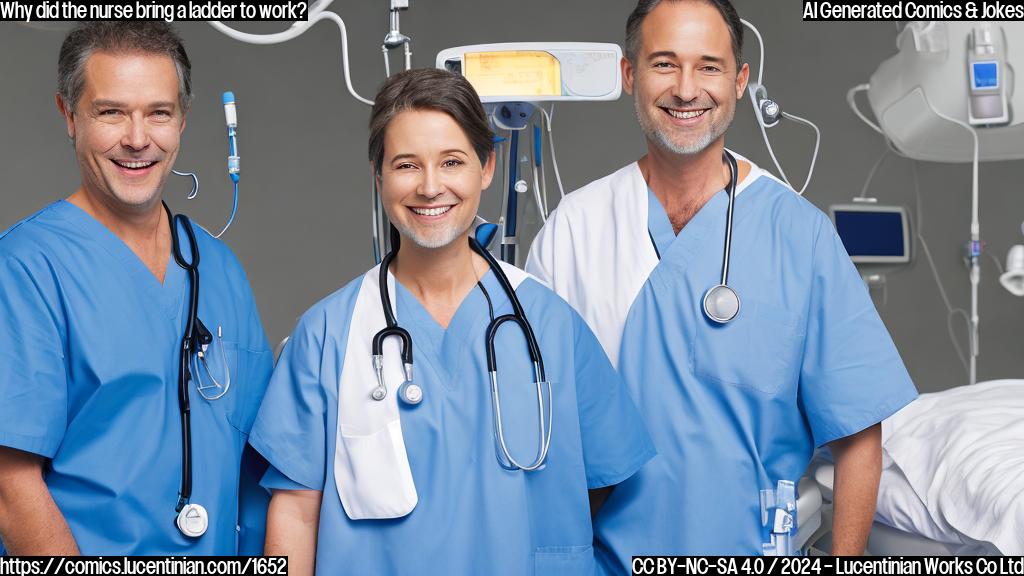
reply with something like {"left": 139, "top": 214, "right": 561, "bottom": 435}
{"left": 625, "top": 0, "right": 744, "bottom": 69}
{"left": 368, "top": 69, "right": 493, "bottom": 174}
{"left": 58, "top": 22, "right": 193, "bottom": 114}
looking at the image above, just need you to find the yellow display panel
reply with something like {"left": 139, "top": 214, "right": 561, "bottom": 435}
{"left": 463, "top": 51, "right": 562, "bottom": 98}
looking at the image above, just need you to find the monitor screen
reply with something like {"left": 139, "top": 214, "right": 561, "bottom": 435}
{"left": 463, "top": 51, "right": 562, "bottom": 98}
{"left": 832, "top": 208, "right": 909, "bottom": 263}
{"left": 972, "top": 61, "right": 999, "bottom": 89}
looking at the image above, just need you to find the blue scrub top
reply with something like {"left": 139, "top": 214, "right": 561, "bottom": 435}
{"left": 0, "top": 201, "right": 273, "bottom": 554}
{"left": 592, "top": 178, "right": 917, "bottom": 569}
{"left": 250, "top": 268, "right": 655, "bottom": 575}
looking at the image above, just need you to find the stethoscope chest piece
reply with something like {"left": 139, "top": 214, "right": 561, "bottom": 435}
{"left": 398, "top": 381, "right": 423, "bottom": 405}
{"left": 176, "top": 502, "right": 209, "bottom": 538}
{"left": 703, "top": 284, "right": 741, "bottom": 324}
{"left": 699, "top": 151, "right": 742, "bottom": 325}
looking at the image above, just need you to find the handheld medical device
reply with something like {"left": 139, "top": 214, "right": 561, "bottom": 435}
{"left": 168, "top": 91, "right": 242, "bottom": 239}
{"left": 967, "top": 24, "right": 1009, "bottom": 126}
{"left": 216, "top": 91, "right": 241, "bottom": 239}
{"left": 372, "top": 227, "right": 552, "bottom": 471}
{"left": 165, "top": 206, "right": 233, "bottom": 538}
{"left": 852, "top": 21, "right": 1024, "bottom": 163}
{"left": 829, "top": 204, "right": 911, "bottom": 265}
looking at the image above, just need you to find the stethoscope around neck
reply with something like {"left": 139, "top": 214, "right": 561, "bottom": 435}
{"left": 165, "top": 203, "right": 233, "bottom": 539}
{"left": 371, "top": 227, "right": 553, "bottom": 472}
{"left": 700, "top": 151, "right": 741, "bottom": 324}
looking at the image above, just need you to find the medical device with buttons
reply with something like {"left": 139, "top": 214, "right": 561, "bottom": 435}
{"left": 829, "top": 204, "right": 911, "bottom": 265}
{"left": 967, "top": 23, "right": 1009, "bottom": 126}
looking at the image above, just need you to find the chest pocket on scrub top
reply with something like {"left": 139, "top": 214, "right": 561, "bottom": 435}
{"left": 694, "top": 299, "right": 802, "bottom": 395}
{"left": 534, "top": 544, "right": 593, "bottom": 576}
{"left": 195, "top": 338, "right": 262, "bottom": 434}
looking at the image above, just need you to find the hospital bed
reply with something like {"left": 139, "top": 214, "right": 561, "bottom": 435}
{"left": 813, "top": 464, "right": 971, "bottom": 555}
{"left": 810, "top": 379, "right": 1023, "bottom": 556}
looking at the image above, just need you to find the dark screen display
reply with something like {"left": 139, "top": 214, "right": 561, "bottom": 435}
{"left": 834, "top": 211, "right": 905, "bottom": 258}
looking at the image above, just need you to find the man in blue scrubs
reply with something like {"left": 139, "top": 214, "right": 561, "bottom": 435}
{"left": 250, "top": 69, "right": 654, "bottom": 576}
{"left": 0, "top": 23, "right": 271, "bottom": 554}
{"left": 527, "top": 0, "right": 918, "bottom": 564}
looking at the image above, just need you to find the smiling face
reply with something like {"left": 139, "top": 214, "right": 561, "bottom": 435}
{"left": 623, "top": 0, "right": 748, "bottom": 156}
{"left": 59, "top": 51, "right": 185, "bottom": 212}
{"left": 377, "top": 108, "right": 495, "bottom": 250}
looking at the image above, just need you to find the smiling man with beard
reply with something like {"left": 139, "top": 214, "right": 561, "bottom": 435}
{"left": 526, "top": 0, "right": 918, "bottom": 563}
{"left": 0, "top": 22, "right": 272, "bottom": 554}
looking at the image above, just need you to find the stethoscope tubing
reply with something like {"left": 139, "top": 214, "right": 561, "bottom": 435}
{"left": 168, "top": 205, "right": 200, "bottom": 511}
{"left": 720, "top": 151, "right": 739, "bottom": 287}
{"left": 471, "top": 236, "right": 546, "bottom": 381}
{"left": 375, "top": 230, "right": 552, "bottom": 470}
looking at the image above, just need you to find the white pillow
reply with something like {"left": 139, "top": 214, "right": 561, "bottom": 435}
{"left": 882, "top": 379, "right": 1024, "bottom": 555}
{"left": 874, "top": 459, "right": 963, "bottom": 544}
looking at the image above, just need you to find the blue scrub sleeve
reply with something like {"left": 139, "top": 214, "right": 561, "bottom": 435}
{"left": 571, "top": 311, "right": 656, "bottom": 488}
{"left": 798, "top": 218, "right": 918, "bottom": 448}
{"left": 260, "top": 464, "right": 312, "bottom": 492}
{"left": 248, "top": 312, "right": 329, "bottom": 491}
{"left": 0, "top": 256, "right": 67, "bottom": 457}
{"left": 237, "top": 445, "right": 271, "bottom": 554}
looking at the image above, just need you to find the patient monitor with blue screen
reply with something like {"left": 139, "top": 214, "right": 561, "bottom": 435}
{"left": 830, "top": 204, "right": 911, "bottom": 265}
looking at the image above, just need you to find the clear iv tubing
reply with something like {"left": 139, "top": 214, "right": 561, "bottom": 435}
{"left": 538, "top": 105, "right": 566, "bottom": 199}
{"left": 741, "top": 19, "right": 821, "bottom": 195}
{"left": 846, "top": 84, "right": 885, "bottom": 135}
{"left": 856, "top": 130, "right": 977, "bottom": 379}
{"left": 214, "top": 181, "right": 239, "bottom": 239}
{"left": 916, "top": 88, "right": 980, "bottom": 386}
{"left": 210, "top": 11, "right": 375, "bottom": 106}
{"left": 741, "top": 18, "right": 765, "bottom": 87}
{"left": 873, "top": 86, "right": 980, "bottom": 384}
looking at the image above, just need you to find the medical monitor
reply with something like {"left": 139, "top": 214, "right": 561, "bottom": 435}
{"left": 971, "top": 61, "right": 1000, "bottom": 90}
{"left": 829, "top": 204, "right": 911, "bottom": 264}
{"left": 436, "top": 42, "right": 622, "bottom": 103}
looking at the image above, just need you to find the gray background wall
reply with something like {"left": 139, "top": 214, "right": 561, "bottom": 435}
{"left": 2, "top": 2, "right": 1022, "bottom": 393}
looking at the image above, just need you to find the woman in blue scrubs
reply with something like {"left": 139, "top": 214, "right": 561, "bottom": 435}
{"left": 250, "top": 69, "right": 655, "bottom": 575}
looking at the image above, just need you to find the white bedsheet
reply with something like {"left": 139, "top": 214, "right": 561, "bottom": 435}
{"left": 881, "top": 379, "right": 1024, "bottom": 555}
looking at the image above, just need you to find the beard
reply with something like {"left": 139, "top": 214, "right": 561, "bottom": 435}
{"left": 635, "top": 97, "right": 733, "bottom": 155}
{"left": 392, "top": 214, "right": 473, "bottom": 250}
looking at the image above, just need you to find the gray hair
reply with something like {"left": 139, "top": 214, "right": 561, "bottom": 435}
{"left": 625, "top": 0, "right": 744, "bottom": 69}
{"left": 58, "top": 22, "right": 193, "bottom": 114}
